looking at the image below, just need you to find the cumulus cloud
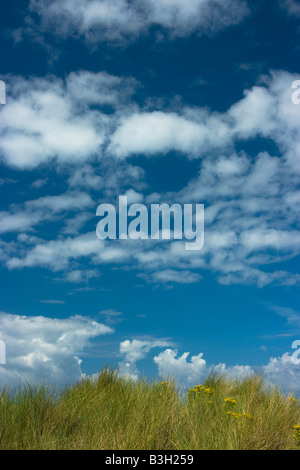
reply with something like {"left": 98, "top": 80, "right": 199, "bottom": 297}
{"left": 26, "top": 0, "right": 249, "bottom": 44}
{"left": 118, "top": 338, "right": 173, "bottom": 381}
{"left": 262, "top": 353, "right": 300, "bottom": 393}
{"left": 0, "top": 312, "right": 113, "bottom": 386}
{"left": 154, "top": 349, "right": 255, "bottom": 387}
{"left": 0, "top": 72, "right": 136, "bottom": 169}
{"left": 109, "top": 110, "right": 232, "bottom": 159}
{"left": 2, "top": 70, "right": 299, "bottom": 170}
{"left": 154, "top": 349, "right": 208, "bottom": 384}
{"left": 143, "top": 347, "right": 300, "bottom": 393}
{"left": 110, "top": 71, "right": 300, "bottom": 165}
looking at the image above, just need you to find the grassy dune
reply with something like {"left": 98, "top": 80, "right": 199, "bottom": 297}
{"left": 0, "top": 369, "right": 299, "bottom": 450}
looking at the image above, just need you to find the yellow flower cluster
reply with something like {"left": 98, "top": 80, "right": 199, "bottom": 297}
{"left": 224, "top": 397, "right": 237, "bottom": 405}
{"left": 227, "top": 411, "right": 253, "bottom": 419}
{"left": 227, "top": 411, "right": 242, "bottom": 418}
{"left": 185, "top": 387, "right": 254, "bottom": 419}
{"left": 187, "top": 384, "right": 214, "bottom": 398}
{"left": 293, "top": 424, "right": 300, "bottom": 438}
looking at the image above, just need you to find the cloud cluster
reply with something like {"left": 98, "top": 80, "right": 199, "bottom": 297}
{"left": 27, "top": 0, "right": 249, "bottom": 43}
{"left": 0, "top": 313, "right": 299, "bottom": 393}
{"left": 110, "top": 71, "right": 300, "bottom": 166}
{"left": 118, "top": 341, "right": 300, "bottom": 394}
{"left": 2, "top": 70, "right": 299, "bottom": 170}
{"left": 155, "top": 349, "right": 300, "bottom": 393}
{"left": 154, "top": 349, "right": 255, "bottom": 386}
{"left": 2, "top": 70, "right": 299, "bottom": 168}
{"left": 118, "top": 339, "right": 173, "bottom": 381}
{"left": 1, "top": 71, "right": 300, "bottom": 288}
{"left": 0, "top": 72, "right": 136, "bottom": 168}
{"left": 0, "top": 312, "right": 113, "bottom": 386}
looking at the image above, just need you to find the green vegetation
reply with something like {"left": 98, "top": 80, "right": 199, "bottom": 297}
{"left": 0, "top": 369, "right": 299, "bottom": 450}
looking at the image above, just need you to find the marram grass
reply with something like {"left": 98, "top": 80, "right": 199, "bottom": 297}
{"left": 0, "top": 369, "right": 300, "bottom": 450}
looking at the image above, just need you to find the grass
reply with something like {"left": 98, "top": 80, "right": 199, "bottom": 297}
{"left": 0, "top": 369, "right": 300, "bottom": 450}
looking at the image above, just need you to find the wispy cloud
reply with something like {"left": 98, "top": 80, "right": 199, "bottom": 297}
{"left": 24, "top": 0, "right": 250, "bottom": 46}
{"left": 0, "top": 191, "right": 93, "bottom": 234}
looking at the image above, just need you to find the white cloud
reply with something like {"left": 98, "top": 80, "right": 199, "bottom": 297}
{"left": 0, "top": 316, "right": 299, "bottom": 393}
{"left": 151, "top": 269, "right": 202, "bottom": 284}
{"left": 112, "top": 112, "right": 190, "bottom": 157}
{"left": 110, "top": 71, "right": 300, "bottom": 164}
{"left": 118, "top": 338, "right": 172, "bottom": 381}
{"left": 118, "top": 345, "right": 254, "bottom": 388}
{"left": 31, "top": 178, "right": 48, "bottom": 189}
{"left": 2, "top": 70, "right": 299, "bottom": 172}
{"left": 27, "top": 0, "right": 249, "bottom": 44}
{"left": 120, "top": 339, "right": 172, "bottom": 363}
{"left": 262, "top": 353, "right": 300, "bottom": 393}
{"left": 124, "top": 188, "right": 144, "bottom": 204}
{"left": 99, "top": 309, "right": 122, "bottom": 325}
{"left": 63, "top": 269, "right": 100, "bottom": 283}
{"left": 279, "top": 0, "right": 300, "bottom": 17}
{"left": 153, "top": 349, "right": 254, "bottom": 386}
{"left": 109, "top": 110, "right": 231, "bottom": 159}
{"left": 68, "top": 165, "right": 103, "bottom": 190}
{"left": 6, "top": 232, "right": 102, "bottom": 271}
{"left": 154, "top": 349, "right": 208, "bottom": 384}
{"left": 1, "top": 71, "right": 300, "bottom": 288}
{"left": 62, "top": 212, "right": 91, "bottom": 236}
{"left": 0, "top": 312, "right": 113, "bottom": 386}
{"left": 0, "top": 192, "right": 93, "bottom": 234}
{"left": 0, "top": 72, "right": 136, "bottom": 169}
{"left": 153, "top": 348, "right": 300, "bottom": 393}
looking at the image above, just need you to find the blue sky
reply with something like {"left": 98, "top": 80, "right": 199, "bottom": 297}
{"left": 0, "top": 0, "right": 300, "bottom": 391}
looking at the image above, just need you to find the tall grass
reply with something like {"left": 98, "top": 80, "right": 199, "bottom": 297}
{"left": 0, "top": 369, "right": 299, "bottom": 450}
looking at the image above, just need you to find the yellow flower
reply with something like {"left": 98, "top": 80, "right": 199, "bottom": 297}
{"left": 193, "top": 385, "right": 205, "bottom": 392}
{"left": 204, "top": 387, "right": 214, "bottom": 395}
{"left": 290, "top": 397, "right": 298, "bottom": 403}
{"left": 227, "top": 411, "right": 242, "bottom": 419}
{"left": 224, "top": 397, "right": 237, "bottom": 405}
{"left": 293, "top": 426, "right": 300, "bottom": 438}
{"left": 242, "top": 412, "right": 253, "bottom": 419}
